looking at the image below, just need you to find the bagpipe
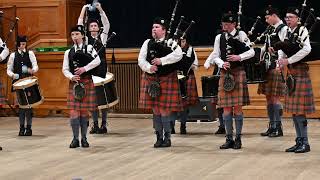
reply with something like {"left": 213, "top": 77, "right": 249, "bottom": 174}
{"left": 273, "top": 1, "right": 320, "bottom": 63}
{"left": 72, "top": 32, "right": 117, "bottom": 101}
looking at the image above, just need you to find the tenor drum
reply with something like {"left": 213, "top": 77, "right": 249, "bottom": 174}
{"left": 92, "top": 73, "right": 119, "bottom": 109}
{"left": 244, "top": 48, "right": 268, "bottom": 84}
{"left": 178, "top": 74, "right": 187, "bottom": 98}
{"left": 12, "top": 76, "right": 44, "bottom": 108}
{"left": 201, "top": 75, "right": 219, "bottom": 98}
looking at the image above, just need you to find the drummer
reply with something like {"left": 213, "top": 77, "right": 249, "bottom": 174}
{"left": 7, "top": 35, "right": 39, "bottom": 136}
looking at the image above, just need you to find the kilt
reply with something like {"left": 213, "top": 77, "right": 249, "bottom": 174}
{"left": 67, "top": 77, "right": 96, "bottom": 111}
{"left": 139, "top": 71, "right": 183, "bottom": 112}
{"left": 217, "top": 67, "right": 250, "bottom": 108}
{"left": 284, "top": 63, "right": 315, "bottom": 114}
{"left": 182, "top": 71, "right": 199, "bottom": 107}
{"left": 257, "top": 69, "right": 286, "bottom": 96}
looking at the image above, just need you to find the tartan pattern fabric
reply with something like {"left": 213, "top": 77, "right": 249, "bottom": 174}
{"left": 217, "top": 67, "right": 250, "bottom": 108}
{"left": 284, "top": 63, "right": 315, "bottom": 114}
{"left": 139, "top": 71, "right": 183, "bottom": 112}
{"left": 182, "top": 71, "right": 199, "bottom": 107}
{"left": 257, "top": 69, "right": 286, "bottom": 96}
{"left": 67, "top": 78, "right": 96, "bottom": 111}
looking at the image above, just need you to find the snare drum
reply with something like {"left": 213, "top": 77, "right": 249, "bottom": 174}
{"left": 12, "top": 76, "right": 44, "bottom": 108}
{"left": 92, "top": 73, "right": 119, "bottom": 109}
{"left": 243, "top": 48, "right": 268, "bottom": 84}
{"left": 201, "top": 75, "right": 219, "bottom": 98}
{"left": 178, "top": 74, "right": 187, "bottom": 98}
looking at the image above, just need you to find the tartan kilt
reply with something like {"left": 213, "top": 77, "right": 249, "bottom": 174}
{"left": 257, "top": 69, "right": 286, "bottom": 96}
{"left": 67, "top": 77, "right": 96, "bottom": 111}
{"left": 217, "top": 67, "right": 250, "bottom": 108}
{"left": 139, "top": 71, "right": 183, "bottom": 112}
{"left": 182, "top": 71, "right": 199, "bottom": 107}
{"left": 284, "top": 63, "right": 315, "bottom": 114}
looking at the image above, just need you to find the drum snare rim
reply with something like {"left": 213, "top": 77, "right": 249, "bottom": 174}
{"left": 18, "top": 96, "right": 44, "bottom": 109}
{"left": 13, "top": 76, "right": 39, "bottom": 90}
{"left": 97, "top": 98, "right": 119, "bottom": 109}
{"left": 93, "top": 73, "right": 115, "bottom": 86}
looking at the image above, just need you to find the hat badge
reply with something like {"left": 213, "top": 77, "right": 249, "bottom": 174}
{"left": 295, "top": 9, "right": 299, "bottom": 14}
{"left": 229, "top": 17, "right": 233, "bottom": 21}
{"left": 160, "top": 20, "right": 164, "bottom": 24}
{"left": 266, "top": 10, "right": 269, "bottom": 14}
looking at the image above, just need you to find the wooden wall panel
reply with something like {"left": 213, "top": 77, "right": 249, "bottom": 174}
{"left": 0, "top": 0, "right": 85, "bottom": 48}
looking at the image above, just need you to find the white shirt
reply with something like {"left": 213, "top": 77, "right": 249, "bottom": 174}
{"left": 138, "top": 39, "right": 183, "bottom": 73}
{"left": 78, "top": 11, "right": 110, "bottom": 45}
{"left": 261, "top": 20, "right": 288, "bottom": 59}
{"left": 204, "top": 29, "right": 255, "bottom": 68}
{"left": 62, "top": 44, "right": 101, "bottom": 80}
{"left": 0, "top": 38, "right": 9, "bottom": 61}
{"left": 7, "top": 49, "right": 39, "bottom": 78}
{"left": 282, "top": 26, "right": 311, "bottom": 64}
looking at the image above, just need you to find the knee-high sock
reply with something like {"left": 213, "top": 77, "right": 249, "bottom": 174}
{"left": 180, "top": 109, "right": 188, "bottom": 125}
{"left": 217, "top": 108, "right": 224, "bottom": 127}
{"left": 101, "top": 109, "right": 107, "bottom": 127}
{"left": 234, "top": 114, "right": 243, "bottom": 136}
{"left": 80, "top": 117, "right": 89, "bottom": 139}
{"left": 223, "top": 114, "right": 233, "bottom": 136}
{"left": 162, "top": 116, "right": 172, "bottom": 137}
{"left": 153, "top": 115, "right": 163, "bottom": 138}
{"left": 26, "top": 109, "right": 33, "bottom": 126}
{"left": 91, "top": 110, "right": 99, "bottom": 125}
{"left": 292, "top": 115, "right": 301, "bottom": 138}
{"left": 70, "top": 118, "right": 80, "bottom": 140}
{"left": 19, "top": 108, "right": 26, "bottom": 127}
{"left": 273, "top": 104, "right": 282, "bottom": 125}
{"left": 267, "top": 104, "right": 275, "bottom": 128}
{"left": 296, "top": 115, "right": 309, "bottom": 145}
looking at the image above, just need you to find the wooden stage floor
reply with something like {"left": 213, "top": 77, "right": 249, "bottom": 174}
{"left": 0, "top": 116, "right": 320, "bottom": 180}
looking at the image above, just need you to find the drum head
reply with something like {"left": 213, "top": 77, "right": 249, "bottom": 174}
{"left": 92, "top": 73, "right": 114, "bottom": 86}
{"left": 13, "top": 77, "right": 38, "bottom": 89}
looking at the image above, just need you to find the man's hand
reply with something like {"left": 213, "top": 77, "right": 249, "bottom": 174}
{"left": 278, "top": 58, "right": 289, "bottom": 68}
{"left": 227, "top": 55, "right": 241, "bottom": 62}
{"left": 222, "top": 62, "right": 230, "bottom": 70}
{"left": 204, "top": 61, "right": 211, "bottom": 69}
{"left": 71, "top": 75, "right": 80, "bottom": 82}
{"left": 150, "top": 65, "right": 158, "bottom": 73}
{"left": 75, "top": 67, "right": 86, "bottom": 75}
{"left": 151, "top": 58, "right": 162, "bottom": 66}
{"left": 268, "top": 47, "right": 275, "bottom": 54}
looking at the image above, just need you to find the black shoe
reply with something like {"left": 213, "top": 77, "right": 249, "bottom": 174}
{"left": 160, "top": 132, "right": 171, "bottom": 147}
{"left": 154, "top": 131, "right": 163, "bottom": 148}
{"left": 215, "top": 126, "right": 226, "bottom": 134}
{"left": 180, "top": 123, "right": 187, "bottom": 134}
{"left": 18, "top": 127, "right": 25, "bottom": 136}
{"left": 81, "top": 138, "right": 90, "bottom": 148}
{"left": 0, "top": 146, "right": 2, "bottom": 151}
{"left": 25, "top": 126, "right": 32, "bottom": 136}
{"left": 295, "top": 144, "right": 310, "bottom": 153}
{"left": 269, "top": 122, "right": 283, "bottom": 137}
{"left": 69, "top": 138, "right": 80, "bottom": 148}
{"left": 260, "top": 123, "right": 272, "bottom": 136}
{"left": 285, "top": 138, "right": 301, "bottom": 152}
{"left": 98, "top": 125, "right": 108, "bottom": 134}
{"left": 220, "top": 135, "right": 234, "bottom": 149}
{"left": 233, "top": 135, "right": 242, "bottom": 149}
{"left": 170, "top": 121, "right": 175, "bottom": 134}
{"left": 89, "top": 124, "right": 99, "bottom": 134}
